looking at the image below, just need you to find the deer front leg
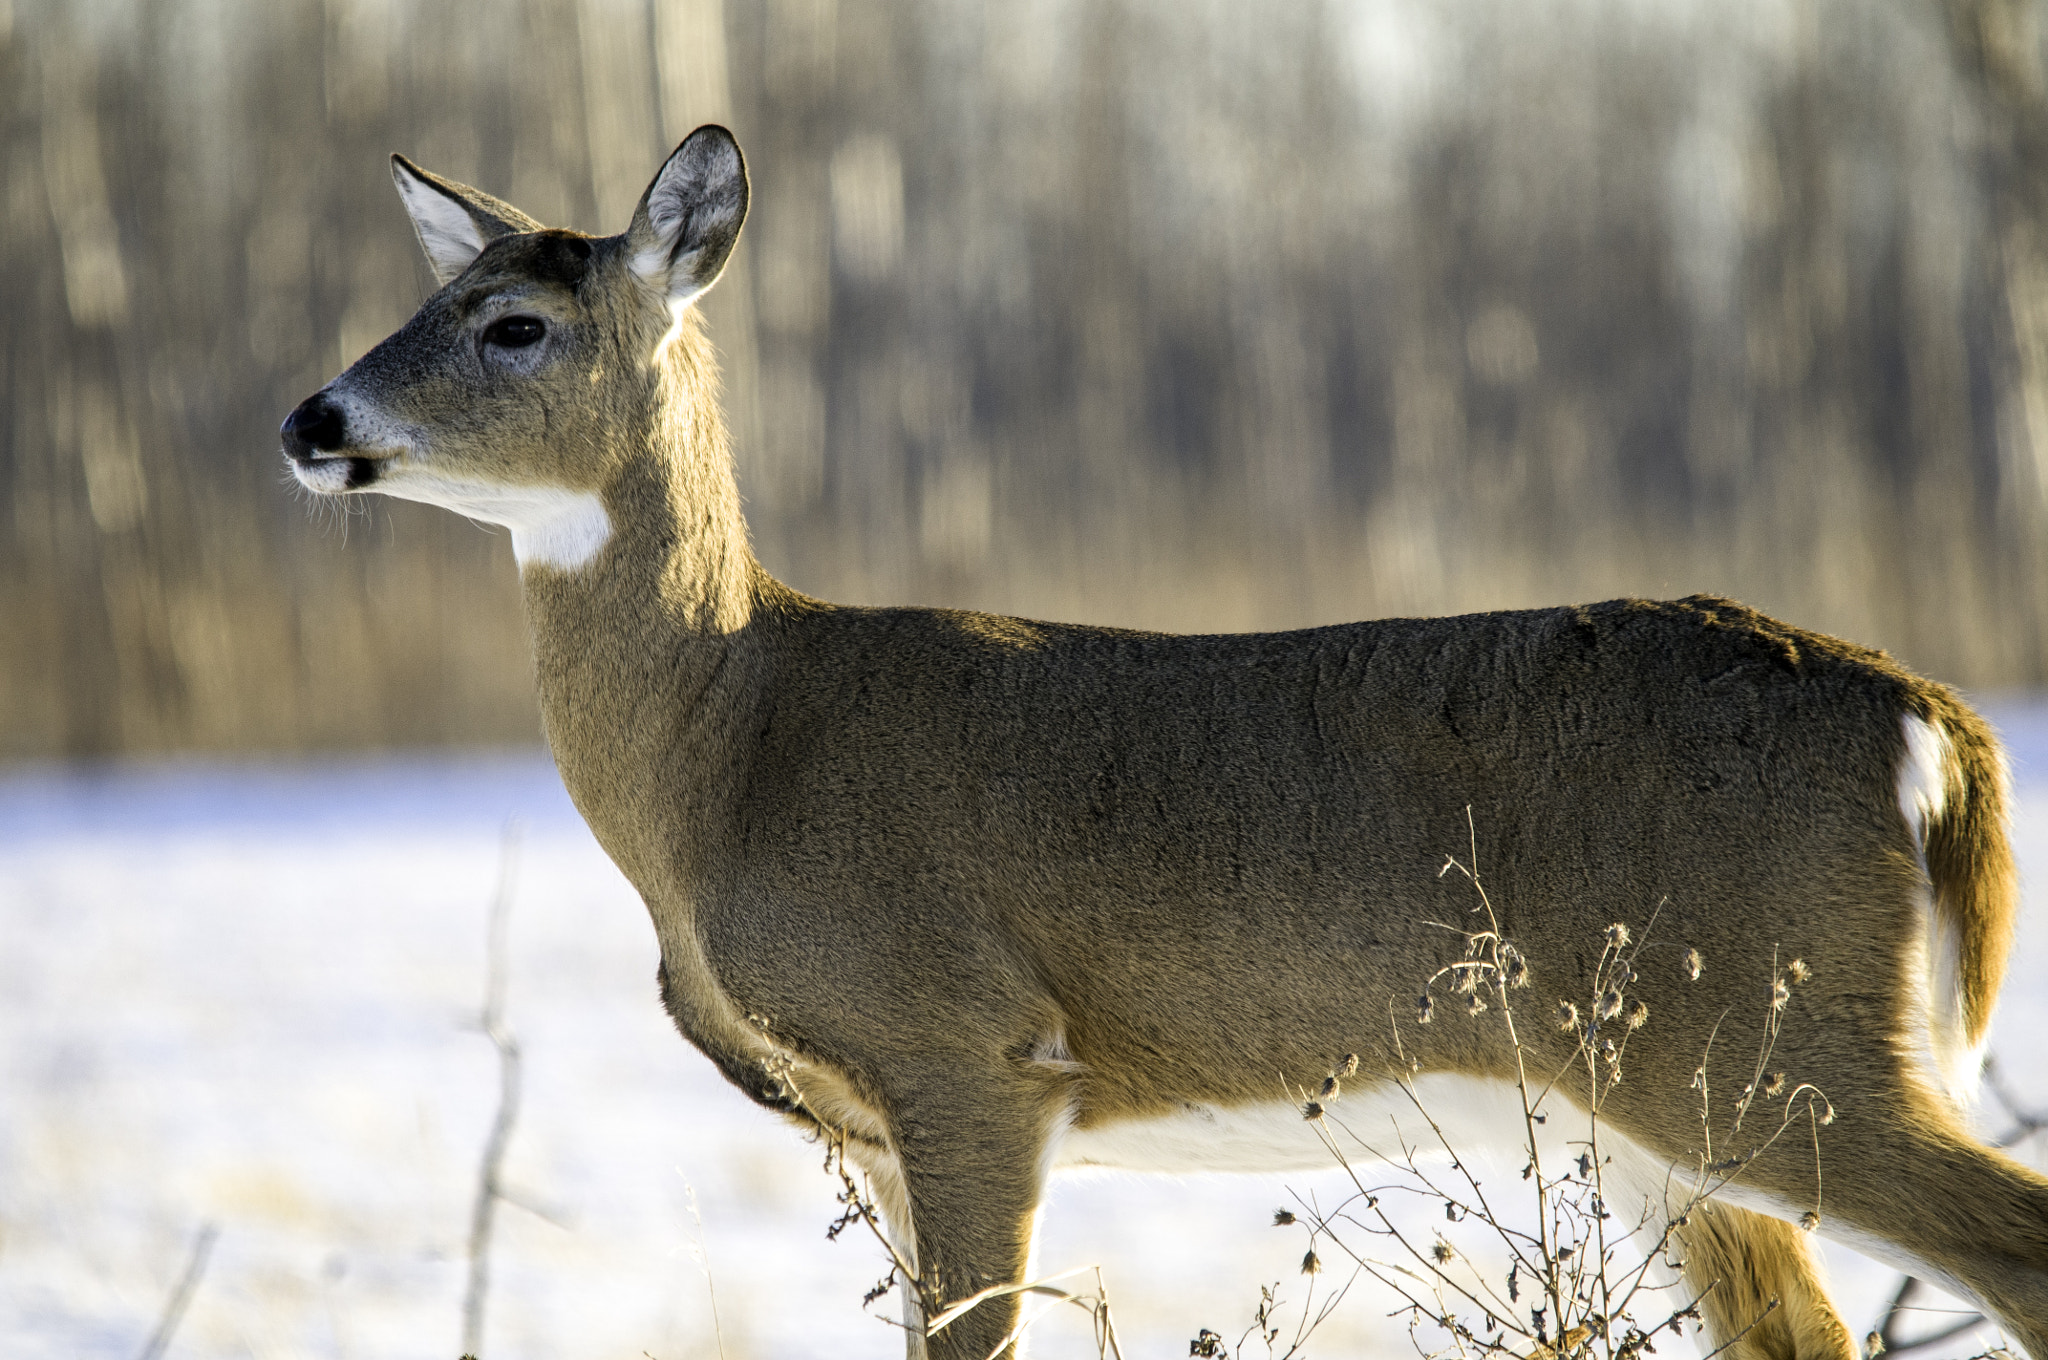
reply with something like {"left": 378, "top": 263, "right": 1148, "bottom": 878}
{"left": 880, "top": 1065, "right": 1069, "bottom": 1360}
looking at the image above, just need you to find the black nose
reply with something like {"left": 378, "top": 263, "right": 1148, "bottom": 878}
{"left": 281, "top": 393, "right": 346, "bottom": 460}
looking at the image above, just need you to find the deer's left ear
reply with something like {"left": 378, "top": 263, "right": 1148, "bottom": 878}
{"left": 625, "top": 124, "right": 749, "bottom": 308}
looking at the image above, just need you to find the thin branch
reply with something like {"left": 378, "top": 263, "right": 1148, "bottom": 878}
{"left": 679, "top": 1179, "right": 729, "bottom": 1360}
{"left": 462, "top": 819, "right": 524, "bottom": 1358}
{"left": 134, "top": 1221, "right": 219, "bottom": 1360}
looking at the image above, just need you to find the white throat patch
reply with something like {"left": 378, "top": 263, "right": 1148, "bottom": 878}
{"left": 375, "top": 474, "right": 613, "bottom": 572}
{"left": 506, "top": 491, "right": 613, "bottom": 571}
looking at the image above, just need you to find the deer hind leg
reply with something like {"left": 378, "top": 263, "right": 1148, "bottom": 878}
{"left": 1807, "top": 1105, "right": 2048, "bottom": 1359}
{"left": 1672, "top": 1202, "right": 1856, "bottom": 1360}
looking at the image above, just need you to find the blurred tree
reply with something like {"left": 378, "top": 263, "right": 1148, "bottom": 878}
{"left": 4, "top": 0, "right": 2046, "bottom": 758}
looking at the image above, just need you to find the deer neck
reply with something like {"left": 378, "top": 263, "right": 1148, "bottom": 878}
{"left": 518, "top": 345, "right": 766, "bottom": 891}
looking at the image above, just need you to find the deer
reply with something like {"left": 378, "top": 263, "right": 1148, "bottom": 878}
{"left": 279, "top": 125, "right": 2048, "bottom": 1360}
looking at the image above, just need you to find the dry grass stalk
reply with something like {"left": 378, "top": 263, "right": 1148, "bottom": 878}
{"left": 1192, "top": 811, "right": 1843, "bottom": 1360}
{"left": 461, "top": 820, "right": 524, "bottom": 1358}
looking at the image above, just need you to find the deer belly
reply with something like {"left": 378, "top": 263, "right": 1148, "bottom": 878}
{"left": 1053, "top": 1073, "right": 1541, "bottom": 1176}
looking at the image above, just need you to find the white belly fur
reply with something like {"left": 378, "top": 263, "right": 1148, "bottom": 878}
{"left": 1058, "top": 1074, "right": 1970, "bottom": 1312}
{"left": 1056, "top": 1073, "right": 1694, "bottom": 1251}
{"left": 1057, "top": 1073, "right": 1580, "bottom": 1174}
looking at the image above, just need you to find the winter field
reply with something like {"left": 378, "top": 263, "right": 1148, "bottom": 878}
{"left": 10, "top": 711, "right": 2048, "bottom": 1360}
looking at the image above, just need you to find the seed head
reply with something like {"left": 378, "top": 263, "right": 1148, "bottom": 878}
{"left": 1431, "top": 1240, "right": 1455, "bottom": 1264}
{"left": 1866, "top": 1332, "right": 1886, "bottom": 1359}
{"left": 1788, "top": 958, "right": 1813, "bottom": 984}
{"left": 1302, "top": 1101, "right": 1325, "bottom": 1121}
{"left": 1301, "top": 1249, "right": 1322, "bottom": 1276}
{"left": 1605, "top": 922, "right": 1631, "bottom": 949}
{"left": 1273, "top": 1208, "right": 1296, "bottom": 1227}
{"left": 1454, "top": 967, "right": 1480, "bottom": 995}
{"left": 1598, "top": 989, "right": 1624, "bottom": 1021}
{"left": 1318, "top": 1075, "right": 1341, "bottom": 1100}
{"left": 1626, "top": 1000, "right": 1649, "bottom": 1030}
{"left": 1466, "top": 992, "right": 1489, "bottom": 1016}
{"left": 1799, "top": 1210, "right": 1821, "bottom": 1232}
{"left": 1762, "top": 1072, "right": 1786, "bottom": 1098}
{"left": 1417, "top": 992, "right": 1434, "bottom": 1024}
{"left": 1339, "top": 1053, "right": 1360, "bottom": 1077}
{"left": 1555, "top": 1001, "right": 1580, "bottom": 1032}
{"left": 1819, "top": 1101, "right": 1836, "bottom": 1126}
{"left": 1772, "top": 979, "right": 1791, "bottom": 1012}
{"left": 1504, "top": 949, "right": 1531, "bottom": 989}
{"left": 1684, "top": 948, "right": 1703, "bottom": 981}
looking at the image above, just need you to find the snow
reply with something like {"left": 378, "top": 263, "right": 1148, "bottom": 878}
{"left": 7, "top": 710, "right": 2048, "bottom": 1360}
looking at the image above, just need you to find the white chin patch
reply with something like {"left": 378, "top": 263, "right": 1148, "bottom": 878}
{"left": 375, "top": 473, "right": 613, "bottom": 572}
{"left": 290, "top": 457, "right": 358, "bottom": 495}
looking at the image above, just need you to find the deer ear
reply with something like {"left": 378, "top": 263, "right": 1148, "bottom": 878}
{"left": 390, "top": 155, "right": 544, "bottom": 286}
{"left": 626, "top": 125, "right": 748, "bottom": 309}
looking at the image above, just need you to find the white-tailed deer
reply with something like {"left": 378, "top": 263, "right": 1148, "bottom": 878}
{"left": 282, "top": 126, "right": 2047, "bottom": 1359}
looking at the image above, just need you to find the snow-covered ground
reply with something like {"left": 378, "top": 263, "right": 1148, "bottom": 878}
{"left": 8, "top": 709, "right": 2048, "bottom": 1360}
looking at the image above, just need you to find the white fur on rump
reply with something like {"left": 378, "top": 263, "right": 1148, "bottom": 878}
{"left": 1896, "top": 714, "right": 1983, "bottom": 1102}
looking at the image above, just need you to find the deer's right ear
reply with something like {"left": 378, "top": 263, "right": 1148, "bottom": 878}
{"left": 625, "top": 125, "right": 749, "bottom": 310}
{"left": 391, "top": 155, "right": 544, "bottom": 286}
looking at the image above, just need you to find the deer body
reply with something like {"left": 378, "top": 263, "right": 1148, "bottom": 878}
{"left": 282, "top": 127, "right": 2048, "bottom": 1359}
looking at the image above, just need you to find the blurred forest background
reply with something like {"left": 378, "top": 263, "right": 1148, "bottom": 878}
{"left": 7, "top": 0, "right": 2048, "bottom": 756}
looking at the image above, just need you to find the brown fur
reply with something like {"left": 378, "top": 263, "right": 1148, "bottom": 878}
{"left": 283, "top": 129, "right": 2048, "bottom": 1359}
{"left": 1680, "top": 1204, "right": 1857, "bottom": 1360}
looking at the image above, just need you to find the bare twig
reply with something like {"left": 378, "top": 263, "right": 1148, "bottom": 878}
{"left": 1245, "top": 814, "right": 1825, "bottom": 1360}
{"left": 462, "top": 819, "right": 524, "bottom": 1358}
{"left": 134, "top": 1220, "right": 218, "bottom": 1360}
{"left": 679, "top": 1178, "right": 730, "bottom": 1360}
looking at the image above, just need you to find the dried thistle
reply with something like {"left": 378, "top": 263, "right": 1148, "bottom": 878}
{"left": 1598, "top": 989, "right": 1624, "bottom": 1021}
{"left": 1338, "top": 1053, "right": 1360, "bottom": 1077}
{"left": 1504, "top": 948, "right": 1531, "bottom": 989}
{"left": 1318, "top": 1074, "right": 1341, "bottom": 1099}
{"left": 1417, "top": 992, "right": 1434, "bottom": 1024}
{"left": 1762, "top": 1072, "right": 1786, "bottom": 1098}
{"left": 1302, "top": 1101, "right": 1325, "bottom": 1121}
{"left": 1273, "top": 1208, "right": 1296, "bottom": 1227}
{"left": 1431, "top": 1240, "right": 1455, "bottom": 1264}
{"left": 1626, "top": 1000, "right": 1649, "bottom": 1030}
{"left": 1555, "top": 1000, "right": 1580, "bottom": 1032}
{"left": 1684, "top": 947, "right": 1703, "bottom": 981}
{"left": 1866, "top": 1331, "right": 1887, "bottom": 1358}
{"left": 1772, "top": 978, "right": 1791, "bottom": 1012}
{"left": 1454, "top": 967, "right": 1480, "bottom": 995}
{"left": 1605, "top": 922, "right": 1631, "bottom": 949}
{"left": 1800, "top": 1210, "right": 1821, "bottom": 1232}
{"left": 1788, "top": 958, "right": 1813, "bottom": 984}
{"left": 1301, "top": 1249, "right": 1322, "bottom": 1276}
{"left": 1466, "top": 992, "right": 1489, "bottom": 1016}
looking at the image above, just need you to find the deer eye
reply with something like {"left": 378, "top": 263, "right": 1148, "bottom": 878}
{"left": 482, "top": 315, "right": 546, "bottom": 349}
